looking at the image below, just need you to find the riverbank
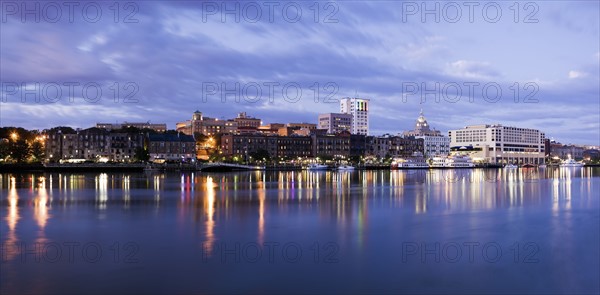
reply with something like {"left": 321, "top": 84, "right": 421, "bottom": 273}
{"left": 1, "top": 162, "right": 598, "bottom": 173}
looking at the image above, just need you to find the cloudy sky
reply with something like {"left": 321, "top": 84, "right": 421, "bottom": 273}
{"left": 1, "top": 1, "right": 598, "bottom": 144}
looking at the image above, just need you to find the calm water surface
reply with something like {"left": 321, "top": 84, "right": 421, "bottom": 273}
{"left": 1, "top": 168, "right": 599, "bottom": 294}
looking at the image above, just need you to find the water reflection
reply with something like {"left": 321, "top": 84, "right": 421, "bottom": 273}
{"left": 4, "top": 176, "right": 20, "bottom": 261}
{"left": 1, "top": 168, "right": 598, "bottom": 248}
{"left": 203, "top": 176, "right": 216, "bottom": 256}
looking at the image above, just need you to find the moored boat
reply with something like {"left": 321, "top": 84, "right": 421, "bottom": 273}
{"left": 306, "top": 163, "right": 328, "bottom": 170}
{"left": 337, "top": 164, "right": 355, "bottom": 171}
{"left": 560, "top": 158, "right": 584, "bottom": 167}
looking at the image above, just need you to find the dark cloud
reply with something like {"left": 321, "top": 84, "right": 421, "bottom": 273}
{"left": 1, "top": 1, "right": 598, "bottom": 145}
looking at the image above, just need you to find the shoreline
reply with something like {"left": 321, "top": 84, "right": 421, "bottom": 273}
{"left": 1, "top": 163, "right": 598, "bottom": 173}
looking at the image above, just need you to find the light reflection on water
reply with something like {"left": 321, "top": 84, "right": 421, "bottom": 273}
{"left": 0, "top": 168, "right": 598, "bottom": 294}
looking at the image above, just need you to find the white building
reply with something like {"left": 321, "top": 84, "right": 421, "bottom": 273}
{"left": 449, "top": 124, "right": 546, "bottom": 165}
{"left": 318, "top": 113, "right": 353, "bottom": 134}
{"left": 416, "top": 135, "right": 450, "bottom": 158}
{"left": 403, "top": 110, "right": 449, "bottom": 158}
{"left": 340, "top": 97, "right": 369, "bottom": 135}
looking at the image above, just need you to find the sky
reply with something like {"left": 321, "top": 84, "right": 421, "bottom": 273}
{"left": 1, "top": 0, "right": 599, "bottom": 145}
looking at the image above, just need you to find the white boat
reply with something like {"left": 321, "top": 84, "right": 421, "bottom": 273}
{"left": 446, "top": 155, "right": 475, "bottom": 168}
{"left": 391, "top": 153, "right": 429, "bottom": 169}
{"left": 430, "top": 155, "right": 474, "bottom": 168}
{"left": 504, "top": 164, "right": 518, "bottom": 169}
{"left": 307, "top": 163, "right": 328, "bottom": 170}
{"left": 538, "top": 164, "right": 547, "bottom": 168}
{"left": 560, "top": 158, "right": 584, "bottom": 167}
{"left": 337, "top": 165, "right": 355, "bottom": 171}
{"left": 428, "top": 155, "right": 474, "bottom": 168}
{"left": 429, "top": 157, "right": 447, "bottom": 168}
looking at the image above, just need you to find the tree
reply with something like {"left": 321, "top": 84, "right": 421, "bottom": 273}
{"left": 30, "top": 141, "right": 45, "bottom": 162}
{"left": 9, "top": 139, "right": 30, "bottom": 163}
{"left": 0, "top": 140, "right": 9, "bottom": 161}
{"left": 134, "top": 147, "right": 150, "bottom": 162}
{"left": 249, "top": 149, "right": 271, "bottom": 162}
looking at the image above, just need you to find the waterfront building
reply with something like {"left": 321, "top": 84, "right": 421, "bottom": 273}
{"left": 108, "top": 132, "right": 145, "bottom": 162}
{"left": 220, "top": 134, "right": 313, "bottom": 159}
{"left": 311, "top": 132, "right": 351, "bottom": 158}
{"left": 221, "top": 133, "right": 353, "bottom": 159}
{"left": 365, "top": 134, "right": 424, "bottom": 159}
{"left": 148, "top": 133, "right": 196, "bottom": 161}
{"left": 96, "top": 122, "right": 167, "bottom": 132}
{"left": 548, "top": 141, "right": 585, "bottom": 160}
{"left": 318, "top": 113, "right": 353, "bottom": 134}
{"left": 340, "top": 97, "right": 369, "bottom": 135}
{"left": 350, "top": 134, "right": 367, "bottom": 157}
{"left": 276, "top": 136, "right": 313, "bottom": 158}
{"left": 45, "top": 128, "right": 144, "bottom": 162}
{"left": 221, "top": 134, "right": 314, "bottom": 159}
{"left": 449, "top": 124, "right": 546, "bottom": 165}
{"left": 402, "top": 110, "right": 449, "bottom": 158}
{"left": 220, "top": 134, "right": 278, "bottom": 158}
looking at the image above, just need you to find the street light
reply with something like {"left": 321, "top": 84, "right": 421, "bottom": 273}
{"left": 10, "top": 132, "right": 18, "bottom": 141}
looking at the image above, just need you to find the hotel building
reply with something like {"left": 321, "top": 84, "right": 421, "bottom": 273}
{"left": 340, "top": 97, "right": 369, "bottom": 135}
{"left": 449, "top": 124, "right": 546, "bottom": 165}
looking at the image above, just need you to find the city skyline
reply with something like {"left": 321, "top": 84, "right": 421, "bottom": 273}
{"left": 0, "top": 106, "right": 594, "bottom": 147}
{"left": 1, "top": 1, "right": 599, "bottom": 145}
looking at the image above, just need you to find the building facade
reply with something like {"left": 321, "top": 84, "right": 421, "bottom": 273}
{"left": 449, "top": 124, "right": 546, "bottom": 165}
{"left": 148, "top": 133, "right": 196, "bottom": 161}
{"left": 220, "top": 134, "right": 312, "bottom": 159}
{"left": 45, "top": 128, "right": 144, "bottom": 162}
{"left": 548, "top": 142, "right": 585, "bottom": 160}
{"left": 311, "top": 133, "right": 351, "bottom": 158}
{"left": 340, "top": 97, "right": 369, "bottom": 135}
{"left": 318, "top": 113, "right": 353, "bottom": 134}
{"left": 402, "top": 110, "right": 449, "bottom": 158}
{"left": 365, "top": 135, "right": 424, "bottom": 158}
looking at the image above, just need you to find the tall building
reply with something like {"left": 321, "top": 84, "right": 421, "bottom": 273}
{"left": 318, "top": 113, "right": 353, "bottom": 134}
{"left": 449, "top": 124, "right": 546, "bottom": 165}
{"left": 403, "top": 110, "right": 449, "bottom": 158}
{"left": 340, "top": 97, "right": 369, "bottom": 135}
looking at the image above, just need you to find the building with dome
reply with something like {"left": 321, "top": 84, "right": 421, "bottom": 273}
{"left": 403, "top": 110, "right": 450, "bottom": 158}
